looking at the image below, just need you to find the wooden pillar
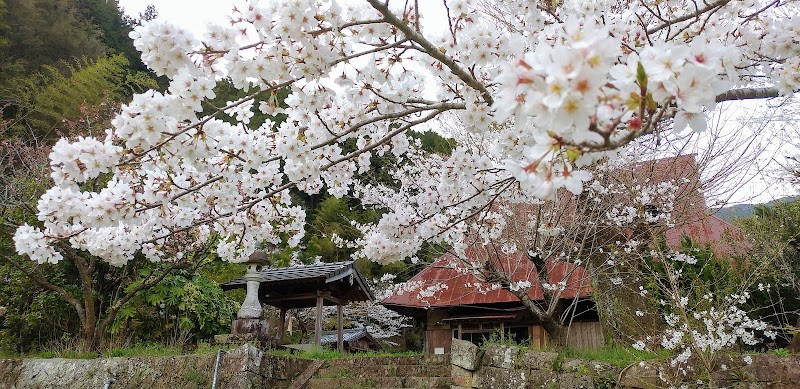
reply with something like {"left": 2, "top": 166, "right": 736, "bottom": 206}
{"left": 500, "top": 322, "right": 505, "bottom": 341}
{"left": 278, "top": 307, "right": 286, "bottom": 345}
{"left": 337, "top": 304, "right": 344, "bottom": 353}
{"left": 458, "top": 324, "right": 463, "bottom": 340}
{"left": 315, "top": 293, "right": 323, "bottom": 348}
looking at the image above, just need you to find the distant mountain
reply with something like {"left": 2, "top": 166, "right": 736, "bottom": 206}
{"left": 714, "top": 196, "right": 800, "bottom": 221}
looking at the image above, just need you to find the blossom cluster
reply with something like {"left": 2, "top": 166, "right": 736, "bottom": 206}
{"left": 13, "top": 0, "right": 795, "bottom": 270}
{"left": 49, "top": 131, "right": 121, "bottom": 186}
{"left": 633, "top": 284, "right": 774, "bottom": 384}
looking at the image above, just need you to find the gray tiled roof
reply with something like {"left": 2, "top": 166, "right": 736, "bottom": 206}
{"left": 319, "top": 327, "right": 370, "bottom": 344}
{"left": 258, "top": 261, "right": 355, "bottom": 283}
{"left": 219, "top": 260, "right": 374, "bottom": 303}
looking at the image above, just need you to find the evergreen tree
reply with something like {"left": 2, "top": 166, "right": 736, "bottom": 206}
{"left": 75, "top": 0, "right": 152, "bottom": 73}
{"left": 0, "top": 0, "right": 106, "bottom": 82}
{"left": 9, "top": 54, "right": 157, "bottom": 140}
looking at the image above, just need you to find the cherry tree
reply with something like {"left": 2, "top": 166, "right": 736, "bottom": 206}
{"left": 13, "top": 0, "right": 798, "bottom": 314}
{"left": 0, "top": 105, "right": 221, "bottom": 351}
{"left": 366, "top": 139, "right": 716, "bottom": 344}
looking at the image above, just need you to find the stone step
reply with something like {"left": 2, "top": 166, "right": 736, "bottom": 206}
{"left": 315, "top": 363, "right": 449, "bottom": 378}
{"left": 403, "top": 376, "right": 452, "bottom": 389}
{"left": 315, "top": 355, "right": 448, "bottom": 367}
{"left": 305, "top": 377, "right": 403, "bottom": 389}
{"left": 305, "top": 376, "right": 451, "bottom": 389}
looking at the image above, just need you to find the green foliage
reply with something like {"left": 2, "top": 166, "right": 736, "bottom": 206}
{"left": 481, "top": 329, "right": 531, "bottom": 348}
{"left": 559, "top": 346, "right": 666, "bottom": 368}
{"left": 74, "top": 0, "right": 150, "bottom": 73}
{"left": 736, "top": 201, "right": 800, "bottom": 282}
{"left": 306, "top": 196, "right": 380, "bottom": 262}
{"left": 105, "top": 341, "right": 216, "bottom": 358}
{"left": 735, "top": 201, "right": 800, "bottom": 342}
{"left": 0, "top": 253, "right": 82, "bottom": 353}
{"left": 409, "top": 130, "right": 456, "bottom": 155}
{"left": 299, "top": 348, "right": 343, "bottom": 359}
{"left": 110, "top": 269, "right": 238, "bottom": 344}
{"left": 640, "top": 236, "right": 746, "bottom": 318}
{"left": 267, "top": 348, "right": 342, "bottom": 359}
{"left": 10, "top": 54, "right": 156, "bottom": 140}
{"left": 267, "top": 348, "right": 419, "bottom": 360}
{"left": 0, "top": 0, "right": 8, "bottom": 53}
{"left": 0, "top": 341, "right": 217, "bottom": 358}
{"left": 0, "top": 0, "right": 106, "bottom": 81}
{"left": 25, "top": 349, "right": 99, "bottom": 359}
{"left": 769, "top": 347, "right": 790, "bottom": 357}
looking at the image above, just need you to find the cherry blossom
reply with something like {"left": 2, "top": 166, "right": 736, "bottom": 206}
{"left": 12, "top": 0, "right": 796, "bottom": 273}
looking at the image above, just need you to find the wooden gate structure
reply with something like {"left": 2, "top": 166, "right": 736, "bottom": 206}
{"left": 221, "top": 261, "right": 373, "bottom": 352}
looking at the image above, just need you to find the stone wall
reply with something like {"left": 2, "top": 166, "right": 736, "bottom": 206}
{"left": 449, "top": 338, "right": 800, "bottom": 389}
{"left": 0, "top": 344, "right": 312, "bottom": 389}
{"left": 618, "top": 353, "right": 800, "bottom": 389}
{"left": 4, "top": 341, "right": 799, "bottom": 388}
{"left": 449, "top": 338, "right": 618, "bottom": 389}
{"left": 0, "top": 352, "right": 217, "bottom": 389}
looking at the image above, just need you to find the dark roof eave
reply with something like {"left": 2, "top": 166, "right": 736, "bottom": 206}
{"left": 220, "top": 261, "right": 374, "bottom": 302}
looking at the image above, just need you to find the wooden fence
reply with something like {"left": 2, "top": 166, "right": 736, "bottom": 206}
{"left": 564, "top": 321, "right": 604, "bottom": 350}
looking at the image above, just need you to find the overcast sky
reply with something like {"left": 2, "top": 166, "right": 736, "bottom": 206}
{"left": 116, "top": 1, "right": 798, "bottom": 205}
{"left": 118, "top": 1, "right": 232, "bottom": 35}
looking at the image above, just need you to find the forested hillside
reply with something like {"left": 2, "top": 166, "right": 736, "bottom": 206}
{"left": 0, "top": 1, "right": 438, "bottom": 353}
{"left": 0, "top": 0, "right": 157, "bottom": 138}
{"left": 0, "top": 0, "right": 175, "bottom": 353}
{"left": 715, "top": 196, "right": 800, "bottom": 221}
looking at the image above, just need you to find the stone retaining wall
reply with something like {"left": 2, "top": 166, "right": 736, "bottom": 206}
{"left": 4, "top": 342, "right": 799, "bottom": 388}
{"left": 450, "top": 339, "right": 618, "bottom": 389}
{"left": 449, "top": 338, "right": 800, "bottom": 389}
{"left": 618, "top": 353, "right": 800, "bottom": 389}
{"left": 0, "top": 345, "right": 312, "bottom": 389}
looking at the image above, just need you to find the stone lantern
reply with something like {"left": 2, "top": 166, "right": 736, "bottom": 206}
{"left": 230, "top": 250, "right": 270, "bottom": 342}
{"left": 237, "top": 250, "right": 268, "bottom": 319}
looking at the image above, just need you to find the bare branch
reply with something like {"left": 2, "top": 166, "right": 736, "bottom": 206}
{"left": 647, "top": 0, "right": 732, "bottom": 35}
{"left": 715, "top": 87, "right": 782, "bottom": 103}
{"left": 366, "top": 0, "right": 495, "bottom": 106}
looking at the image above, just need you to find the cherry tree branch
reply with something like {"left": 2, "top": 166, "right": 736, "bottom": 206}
{"left": 366, "top": 0, "right": 495, "bottom": 106}
{"left": 133, "top": 101, "right": 464, "bottom": 214}
{"left": 142, "top": 107, "right": 452, "bottom": 243}
{"left": 647, "top": 0, "right": 732, "bottom": 35}
{"left": 0, "top": 252, "right": 86, "bottom": 326}
{"left": 715, "top": 87, "right": 782, "bottom": 102}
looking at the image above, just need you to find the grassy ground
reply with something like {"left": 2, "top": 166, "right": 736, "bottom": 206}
{"left": 559, "top": 345, "right": 669, "bottom": 368}
{"left": 1, "top": 342, "right": 422, "bottom": 360}
{"left": 0, "top": 342, "right": 219, "bottom": 359}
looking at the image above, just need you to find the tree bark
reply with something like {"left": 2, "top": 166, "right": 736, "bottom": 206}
{"left": 715, "top": 87, "right": 781, "bottom": 103}
{"left": 2, "top": 245, "right": 198, "bottom": 352}
{"left": 60, "top": 245, "right": 102, "bottom": 352}
{"left": 482, "top": 252, "right": 567, "bottom": 346}
{"left": 513, "top": 288, "right": 565, "bottom": 347}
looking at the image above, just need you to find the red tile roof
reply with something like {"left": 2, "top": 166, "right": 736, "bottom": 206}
{"left": 382, "top": 251, "right": 592, "bottom": 309}
{"left": 666, "top": 214, "right": 749, "bottom": 258}
{"left": 382, "top": 154, "right": 748, "bottom": 310}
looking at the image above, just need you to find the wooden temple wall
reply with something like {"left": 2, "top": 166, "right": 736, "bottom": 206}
{"left": 425, "top": 309, "right": 453, "bottom": 354}
{"left": 564, "top": 321, "right": 603, "bottom": 350}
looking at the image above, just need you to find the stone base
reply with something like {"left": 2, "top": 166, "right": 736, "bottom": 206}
{"left": 214, "top": 319, "right": 274, "bottom": 348}
{"left": 232, "top": 318, "right": 269, "bottom": 337}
